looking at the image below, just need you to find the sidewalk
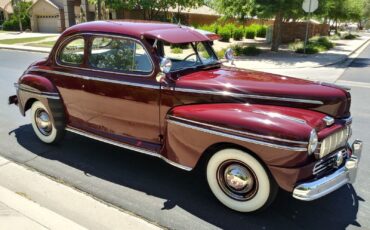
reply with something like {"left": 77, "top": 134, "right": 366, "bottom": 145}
{"left": 230, "top": 32, "right": 370, "bottom": 70}
{"left": 0, "top": 156, "right": 161, "bottom": 230}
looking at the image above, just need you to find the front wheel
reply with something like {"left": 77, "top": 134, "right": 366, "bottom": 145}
{"left": 31, "top": 101, "right": 65, "bottom": 144}
{"left": 206, "top": 148, "right": 278, "bottom": 212}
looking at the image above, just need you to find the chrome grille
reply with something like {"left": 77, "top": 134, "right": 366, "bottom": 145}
{"left": 317, "top": 127, "right": 350, "bottom": 158}
{"left": 313, "top": 149, "right": 347, "bottom": 175}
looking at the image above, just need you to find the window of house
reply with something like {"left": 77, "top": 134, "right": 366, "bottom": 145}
{"left": 89, "top": 36, "right": 152, "bottom": 74}
{"left": 59, "top": 38, "right": 85, "bottom": 65}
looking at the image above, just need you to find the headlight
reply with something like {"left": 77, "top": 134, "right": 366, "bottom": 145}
{"left": 308, "top": 129, "right": 318, "bottom": 155}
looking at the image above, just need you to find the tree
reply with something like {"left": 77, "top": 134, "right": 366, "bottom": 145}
{"left": 11, "top": 0, "right": 31, "bottom": 32}
{"left": 175, "top": 0, "right": 204, "bottom": 23}
{"left": 254, "top": 0, "right": 303, "bottom": 52}
{"left": 212, "top": 0, "right": 254, "bottom": 22}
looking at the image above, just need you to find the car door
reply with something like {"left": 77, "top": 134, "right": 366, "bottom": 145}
{"left": 49, "top": 35, "right": 91, "bottom": 130}
{"left": 82, "top": 35, "right": 161, "bottom": 151}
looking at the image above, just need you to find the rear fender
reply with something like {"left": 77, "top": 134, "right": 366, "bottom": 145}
{"left": 16, "top": 74, "right": 65, "bottom": 129}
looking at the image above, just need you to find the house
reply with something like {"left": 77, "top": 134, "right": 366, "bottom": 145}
{"left": 28, "top": 0, "right": 94, "bottom": 33}
{"left": 0, "top": 0, "right": 92, "bottom": 33}
{"left": 0, "top": 0, "right": 17, "bottom": 24}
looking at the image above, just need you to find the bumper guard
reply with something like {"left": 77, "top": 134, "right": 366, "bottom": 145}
{"left": 293, "top": 140, "right": 362, "bottom": 201}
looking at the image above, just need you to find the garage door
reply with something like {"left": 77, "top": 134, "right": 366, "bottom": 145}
{"left": 37, "top": 15, "right": 59, "bottom": 33}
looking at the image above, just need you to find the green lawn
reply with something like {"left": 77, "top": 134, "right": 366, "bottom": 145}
{"left": 0, "top": 36, "right": 55, "bottom": 45}
{"left": 26, "top": 40, "right": 56, "bottom": 48}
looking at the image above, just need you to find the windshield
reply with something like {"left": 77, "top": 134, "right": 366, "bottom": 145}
{"left": 158, "top": 41, "right": 218, "bottom": 72}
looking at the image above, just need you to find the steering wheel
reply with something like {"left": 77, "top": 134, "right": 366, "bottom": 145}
{"left": 183, "top": 53, "right": 198, "bottom": 62}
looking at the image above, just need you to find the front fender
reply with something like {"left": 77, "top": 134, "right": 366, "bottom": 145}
{"left": 163, "top": 103, "right": 337, "bottom": 192}
{"left": 163, "top": 103, "right": 328, "bottom": 169}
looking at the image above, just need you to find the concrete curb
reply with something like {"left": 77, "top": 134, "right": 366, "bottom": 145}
{"left": 0, "top": 155, "right": 161, "bottom": 230}
{"left": 0, "top": 184, "right": 87, "bottom": 230}
{"left": 0, "top": 45, "right": 51, "bottom": 54}
{"left": 322, "top": 37, "right": 370, "bottom": 68}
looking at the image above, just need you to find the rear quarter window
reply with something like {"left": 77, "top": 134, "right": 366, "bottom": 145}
{"left": 59, "top": 38, "right": 85, "bottom": 66}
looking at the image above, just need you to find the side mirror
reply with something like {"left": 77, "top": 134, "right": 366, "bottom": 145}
{"left": 224, "top": 48, "right": 235, "bottom": 65}
{"left": 156, "top": 72, "right": 167, "bottom": 84}
{"left": 156, "top": 58, "right": 172, "bottom": 84}
{"left": 159, "top": 58, "right": 172, "bottom": 74}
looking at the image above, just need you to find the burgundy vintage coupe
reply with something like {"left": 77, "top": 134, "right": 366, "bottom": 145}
{"left": 9, "top": 21, "right": 363, "bottom": 212}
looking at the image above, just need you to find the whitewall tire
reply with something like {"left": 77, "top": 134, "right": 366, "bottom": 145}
{"left": 30, "top": 101, "right": 64, "bottom": 144}
{"left": 206, "top": 148, "right": 277, "bottom": 212}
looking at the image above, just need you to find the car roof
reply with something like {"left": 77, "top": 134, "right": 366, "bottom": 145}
{"left": 62, "top": 20, "right": 212, "bottom": 44}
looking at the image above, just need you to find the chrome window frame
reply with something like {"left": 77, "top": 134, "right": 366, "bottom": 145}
{"left": 57, "top": 35, "right": 86, "bottom": 67}
{"left": 88, "top": 35, "right": 154, "bottom": 75}
{"left": 54, "top": 33, "right": 155, "bottom": 78}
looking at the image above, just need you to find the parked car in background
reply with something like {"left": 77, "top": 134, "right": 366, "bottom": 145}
{"left": 9, "top": 21, "right": 363, "bottom": 212}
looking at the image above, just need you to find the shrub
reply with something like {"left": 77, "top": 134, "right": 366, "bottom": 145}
{"left": 198, "top": 23, "right": 218, "bottom": 34}
{"left": 171, "top": 47, "right": 183, "bottom": 54}
{"left": 232, "top": 45, "right": 261, "bottom": 56}
{"left": 2, "top": 18, "right": 30, "bottom": 31}
{"left": 329, "top": 34, "right": 341, "bottom": 40}
{"left": 289, "top": 41, "right": 304, "bottom": 51}
{"left": 170, "top": 43, "right": 189, "bottom": 49}
{"left": 223, "top": 23, "right": 237, "bottom": 36}
{"left": 343, "top": 33, "right": 358, "bottom": 40}
{"left": 218, "top": 27, "right": 231, "bottom": 42}
{"left": 256, "top": 26, "right": 267, "bottom": 38}
{"left": 232, "top": 45, "right": 243, "bottom": 56}
{"left": 233, "top": 27, "right": 244, "bottom": 41}
{"left": 241, "top": 46, "right": 261, "bottom": 56}
{"left": 316, "top": 37, "right": 334, "bottom": 49}
{"left": 245, "top": 27, "right": 256, "bottom": 39}
{"left": 215, "top": 48, "right": 227, "bottom": 59}
{"left": 309, "top": 36, "right": 334, "bottom": 49}
{"left": 291, "top": 36, "right": 333, "bottom": 54}
{"left": 296, "top": 45, "right": 320, "bottom": 54}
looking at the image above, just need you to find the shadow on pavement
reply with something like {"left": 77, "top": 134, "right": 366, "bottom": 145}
{"left": 11, "top": 124, "right": 361, "bottom": 229}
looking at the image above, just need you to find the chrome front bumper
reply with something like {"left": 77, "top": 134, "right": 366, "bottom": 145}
{"left": 293, "top": 140, "right": 363, "bottom": 201}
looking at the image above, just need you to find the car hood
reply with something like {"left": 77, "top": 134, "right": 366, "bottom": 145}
{"left": 174, "top": 67, "right": 351, "bottom": 118}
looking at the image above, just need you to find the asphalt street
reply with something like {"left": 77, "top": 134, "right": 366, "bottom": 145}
{"left": 0, "top": 47, "right": 369, "bottom": 230}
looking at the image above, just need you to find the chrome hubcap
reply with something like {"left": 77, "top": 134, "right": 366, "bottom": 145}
{"left": 35, "top": 109, "right": 52, "bottom": 136}
{"left": 217, "top": 160, "right": 258, "bottom": 201}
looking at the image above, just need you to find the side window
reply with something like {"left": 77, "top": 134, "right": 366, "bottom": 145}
{"left": 89, "top": 36, "right": 152, "bottom": 74}
{"left": 59, "top": 38, "right": 85, "bottom": 65}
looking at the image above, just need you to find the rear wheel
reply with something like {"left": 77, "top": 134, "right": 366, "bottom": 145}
{"left": 206, "top": 148, "right": 278, "bottom": 212}
{"left": 31, "top": 101, "right": 65, "bottom": 144}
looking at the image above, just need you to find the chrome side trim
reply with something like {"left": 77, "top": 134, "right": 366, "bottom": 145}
{"left": 174, "top": 88, "right": 324, "bottom": 105}
{"left": 167, "top": 119, "right": 308, "bottom": 152}
{"left": 252, "top": 110, "right": 307, "bottom": 124}
{"left": 65, "top": 127, "right": 192, "bottom": 171}
{"left": 17, "top": 85, "right": 60, "bottom": 99}
{"left": 33, "top": 68, "right": 159, "bottom": 89}
{"left": 168, "top": 115, "right": 308, "bottom": 145}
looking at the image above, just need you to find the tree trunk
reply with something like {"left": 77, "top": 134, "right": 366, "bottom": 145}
{"left": 271, "top": 10, "right": 283, "bottom": 52}
{"left": 18, "top": 18, "right": 23, "bottom": 32}
{"left": 97, "top": 0, "right": 102, "bottom": 20}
